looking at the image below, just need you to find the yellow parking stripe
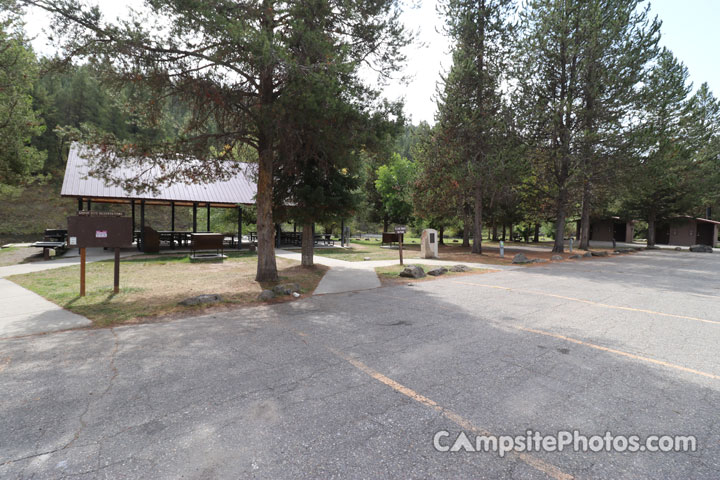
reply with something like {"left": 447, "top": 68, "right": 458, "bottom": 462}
{"left": 449, "top": 281, "right": 720, "bottom": 326}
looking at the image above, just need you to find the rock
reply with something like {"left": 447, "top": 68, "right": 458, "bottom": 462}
{"left": 450, "top": 265, "right": 471, "bottom": 272}
{"left": 645, "top": 245, "right": 660, "bottom": 250}
{"left": 583, "top": 252, "right": 593, "bottom": 258}
{"left": 364, "top": 257, "right": 371, "bottom": 261}
{"left": 272, "top": 283, "right": 301, "bottom": 296}
{"left": 674, "top": 247, "right": 682, "bottom": 251}
{"left": 590, "top": 251, "right": 608, "bottom": 257}
{"left": 399, "top": 265, "right": 426, "bottom": 278}
{"left": 258, "top": 290, "right": 275, "bottom": 301}
{"left": 179, "top": 294, "right": 222, "bottom": 306}
{"left": 427, "top": 267, "right": 448, "bottom": 276}
{"left": 569, "top": 254, "right": 582, "bottom": 259}
{"left": 512, "top": 253, "right": 531, "bottom": 264}
{"left": 292, "top": 292, "right": 301, "bottom": 298}
{"left": 689, "top": 244, "right": 714, "bottom": 253}
{"left": 551, "top": 255, "right": 563, "bottom": 261}
{"left": 248, "top": 244, "right": 257, "bottom": 252}
{"left": 531, "top": 258, "right": 548, "bottom": 263}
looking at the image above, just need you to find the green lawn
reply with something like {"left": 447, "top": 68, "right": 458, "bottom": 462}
{"left": 9, "top": 251, "right": 327, "bottom": 326}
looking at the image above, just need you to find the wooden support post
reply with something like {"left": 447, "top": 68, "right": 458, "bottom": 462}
{"left": 78, "top": 198, "right": 83, "bottom": 212}
{"left": 87, "top": 199, "right": 92, "bottom": 211}
{"left": 113, "top": 247, "right": 120, "bottom": 294}
{"left": 171, "top": 201, "right": 175, "bottom": 231}
{"left": 80, "top": 247, "right": 86, "bottom": 297}
{"left": 140, "top": 200, "right": 145, "bottom": 252}
{"left": 131, "top": 200, "right": 135, "bottom": 234}
{"left": 192, "top": 203, "right": 197, "bottom": 233}
{"left": 237, "top": 206, "right": 242, "bottom": 250}
{"left": 206, "top": 203, "right": 211, "bottom": 232}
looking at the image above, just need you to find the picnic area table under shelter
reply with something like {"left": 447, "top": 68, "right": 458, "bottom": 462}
{"left": 61, "top": 144, "right": 257, "bottom": 252}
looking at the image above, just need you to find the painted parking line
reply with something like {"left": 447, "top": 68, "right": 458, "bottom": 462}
{"left": 365, "top": 290, "right": 720, "bottom": 381}
{"left": 294, "top": 330, "right": 574, "bottom": 480}
{"left": 449, "top": 280, "right": 720, "bottom": 327}
{"left": 518, "top": 326, "right": 720, "bottom": 381}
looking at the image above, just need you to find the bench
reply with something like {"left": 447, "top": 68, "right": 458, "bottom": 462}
{"left": 191, "top": 233, "right": 224, "bottom": 257}
{"left": 381, "top": 232, "right": 404, "bottom": 246}
{"left": 31, "top": 241, "right": 66, "bottom": 260}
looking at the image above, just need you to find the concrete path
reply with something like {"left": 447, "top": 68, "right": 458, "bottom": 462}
{"left": 0, "top": 247, "right": 138, "bottom": 278}
{"left": 276, "top": 249, "right": 514, "bottom": 295}
{"left": 0, "top": 278, "right": 91, "bottom": 338}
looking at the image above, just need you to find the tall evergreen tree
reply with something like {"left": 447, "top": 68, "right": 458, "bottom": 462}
{"left": 436, "top": 0, "right": 515, "bottom": 254}
{"left": 575, "top": 0, "right": 659, "bottom": 249}
{"left": 0, "top": 1, "right": 45, "bottom": 192}
{"left": 622, "top": 49, "right": 695, "bottom": 247}
{"left": 25, "top": 0, "right": 408, "bottom": 281}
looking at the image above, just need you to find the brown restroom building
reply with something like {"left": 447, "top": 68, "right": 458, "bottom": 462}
{"left": 656, "top": 217, "right": 720, "bottom": 247}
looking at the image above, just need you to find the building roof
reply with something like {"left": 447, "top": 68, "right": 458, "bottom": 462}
{"left": 61, "top": 144, "right": 257, "bottom": 207}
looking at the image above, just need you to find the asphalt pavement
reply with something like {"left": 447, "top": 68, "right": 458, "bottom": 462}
{"left": 1, "top": 249, "right": 719, "bottom": 479}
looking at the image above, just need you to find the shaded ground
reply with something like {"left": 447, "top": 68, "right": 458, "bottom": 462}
{"left": 1, "top": 250, "right": 718, "bottom": 478}
{"left": 0, "top": 246, "right": 46, "bottom": 267}
{"left": 9, "top": 252, "right": 327, "bottom": 326}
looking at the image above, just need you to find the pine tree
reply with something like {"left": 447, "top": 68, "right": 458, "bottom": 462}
{"left": 0, "top": 1, "right": 45, "bottom": 192}
{"left": 25, "top": 0, "right": 408, "bottom": 281}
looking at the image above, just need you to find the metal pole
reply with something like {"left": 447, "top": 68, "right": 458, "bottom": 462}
{"left": 499, "top": 240, "right": 504, "bottom": 258}
{"left": 140, "top": 200, "right": 145, "bottom": 252}
{"left": 206, "top": 203, "right": 211, "bottom": 232}
{"left": 192, "top": 203, "right": 197, "bottom": 233}
{"left": 237, "top": 206, "right": 242, "bottom": 250}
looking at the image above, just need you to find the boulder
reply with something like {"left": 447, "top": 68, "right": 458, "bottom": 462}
{"left": 399, "top": 265, "right": 426, "bottom": 278}
{"left": 363, "top": 257, "right": 371, "bottom": 261}
{"left": 674, "top": 247, "right": 683, "bottom": 251}
{"left": 583, "top": 252, "right": 593, "bottom": 258}
{"left": 569, "top": 254, "right": 582, "bottom": 259}
{"left": 590, "top": 251, "right": 608, "bottom": 257}
{"left": 179, "top": 294, "right": 222, "bottom": 306}
{"left": 512, "top": 253, "right": 532, "bottom": 264}
{"left": 689, "top": 244, "right": 714, "bottom": 253}
{"left": 272, "top": 283, "right": 301, "bottom": 296}
{"left": 551, "top": 255, "right": 563, "bottom": 261}
{"left": 258, "top": 290, "right": 275, "bottom": 301}
{"left": 531, "top": 258, "right": 548, "bottom": 263}
{"left": 450, "top": 265, "right": 471, "bottom": 272}
{"left": 427, "top": 267, "right": 448, "bottom": 277}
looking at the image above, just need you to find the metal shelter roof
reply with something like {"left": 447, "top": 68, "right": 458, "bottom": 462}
{"left": 61, "top": 144, "right": 257, "bottom": 207}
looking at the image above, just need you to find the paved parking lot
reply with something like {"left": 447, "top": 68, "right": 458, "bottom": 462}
{"left": 1, "top": 250, "right": 719, "bottom": 478}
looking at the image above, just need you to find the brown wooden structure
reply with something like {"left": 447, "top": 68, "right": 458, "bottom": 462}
{"left": 61, "top": 144, "right": 256, "bottom": 252}
{"left": 656, "top": 217, "right": 720, "bottom": 247}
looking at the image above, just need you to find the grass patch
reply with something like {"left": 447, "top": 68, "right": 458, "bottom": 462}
{"left": 316, "top": 240, "right": 424, "bottom": 262}
{"left": 9, "top": 254, "right": 327, "bottom": 326}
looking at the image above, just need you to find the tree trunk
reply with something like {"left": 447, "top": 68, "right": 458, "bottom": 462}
{"left": 647, "top": 209, "right": 656, "bottom": 248}
{"left": 301, "top": 223, "right": 314, "bottom": 266}
{"left": 492, "top": 222, "right": 498, "bottom": 241}
{"left": 502, "top": 224, "right": 506, "bottom": 241}
{"left": 438, "top": 226, "right": 444, "bottom": 245}
{"left": 471, "top": 182, "right": 483, "bottom": 254}
{"left": 462, "top": 204, "right": 471, "bottom": 248}
{"left": 509, "top": 223, "right": 514, "bottom": 242}
{"left": 533, "top": 223, "right": 540, "bottom": 243}
{"left": 255, "top": 134, "right": 278, "bottom": 282}
{"left": 579, "top": 181, "right": 591, "bottom": 250}
{"left": 552, "top": 190, "right": 567, "bottom": 253}
{"left": 383, "top": 215, "right": 389, "bottom": 233}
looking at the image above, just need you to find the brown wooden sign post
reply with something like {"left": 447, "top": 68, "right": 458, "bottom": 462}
{"left": 67, "top": 213, "right": 132, "bottom": 297}
{"left": 395, "top": 225, "right": 407, "bottom": 265}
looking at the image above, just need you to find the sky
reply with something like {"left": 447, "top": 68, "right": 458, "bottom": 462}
{"left": 25, "top": 0, "right": 720, "bottom": 125}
